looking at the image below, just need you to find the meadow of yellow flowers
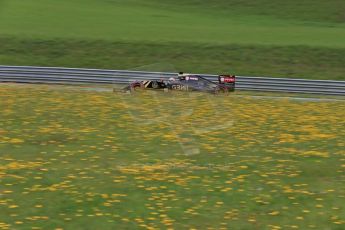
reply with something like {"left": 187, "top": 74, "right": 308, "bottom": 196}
{"left": 0, "top": 84, "right": 344, "bottom": 229}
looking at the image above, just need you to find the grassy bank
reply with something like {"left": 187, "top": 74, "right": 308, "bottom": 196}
{"left": 1, "top": 37, "right": 345, "bottom": 80}
{"left": 0, "top": 0, "right": 344, "bottom": 48}
{"left": 0, "top": 0, "right": 344, "bottom": 79}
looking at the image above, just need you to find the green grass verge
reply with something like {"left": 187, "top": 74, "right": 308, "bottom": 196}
{"left": 1, "top": 37, "right": 345, "bottom": 80}
{"left": 0, "top": 84, "right": 344, "bottom": 229}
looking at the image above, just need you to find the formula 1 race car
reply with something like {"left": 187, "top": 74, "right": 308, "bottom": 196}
{"left": 123, "top": 73, "right": 236, "bottom": 94}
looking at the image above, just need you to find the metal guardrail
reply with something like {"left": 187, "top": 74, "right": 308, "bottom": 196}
{"left": 0, "top": 65, "right": 344, "bottom": 95}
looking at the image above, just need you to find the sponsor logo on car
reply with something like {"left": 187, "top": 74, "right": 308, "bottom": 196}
{"left": 188, "top": 76, "right": 199, "bottom": 81}
{"left": 220, "top": 77, "right": 235, "bottom": 83}
{"left": 172, "top": 85, "right": 189, "bottom": 90}
{"left": 185, "top": 76, "right": 198, "bottom": 81}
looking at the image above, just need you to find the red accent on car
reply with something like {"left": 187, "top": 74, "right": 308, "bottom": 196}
{"left": 224, "top": 78, "right": 235, "bottom": 83}
{"left": 219, "top": 75, "right": 236, "bottom": 83}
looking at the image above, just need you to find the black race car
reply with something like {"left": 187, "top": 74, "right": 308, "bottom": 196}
{"left": 123, "top": 73, "right": 235, "bottom": 94}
